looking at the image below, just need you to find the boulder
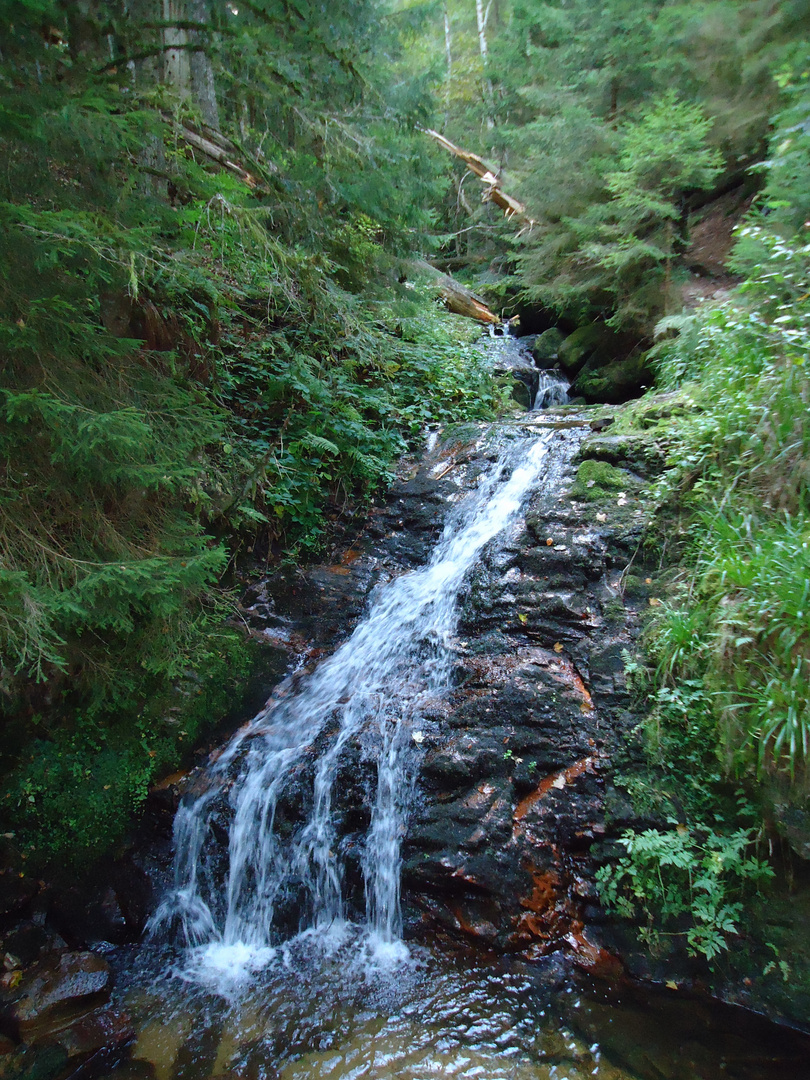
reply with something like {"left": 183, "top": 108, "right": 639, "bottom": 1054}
{"left": 576, "top": 433, "right": 666, "bottom": 478}
{"left": 569, "top": 351, "right": 653, "bottom": 405}
{"left": 531, "top": 327, "right": 566, "bottom": 365}
{"left": 0, "top": 952, "right": 111, "bottom": 1043}
{"left": 557, "top": 324, "right": 606, "bottom": 377}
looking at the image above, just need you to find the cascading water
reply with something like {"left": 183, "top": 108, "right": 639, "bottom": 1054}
{"left": 533, "top": 369, "right": 570, "bottom": 410}
{"left": 150, "top": 431, "right": 557, "bottom": 978}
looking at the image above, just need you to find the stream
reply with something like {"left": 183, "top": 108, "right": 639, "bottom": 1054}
{"left": 92, "top": 350, "right": 810, "bottom": 1080}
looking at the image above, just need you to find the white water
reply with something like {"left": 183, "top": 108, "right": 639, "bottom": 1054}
{"left": 533, "top": 369, "right": 570, "bottom": 410}
{"left": 150, "top": 432, "right": 556, "bottom": 982}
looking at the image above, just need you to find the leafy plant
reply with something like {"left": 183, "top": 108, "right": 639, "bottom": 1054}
{"left": 597, "top": 820, "right": 773, "bottom": 961}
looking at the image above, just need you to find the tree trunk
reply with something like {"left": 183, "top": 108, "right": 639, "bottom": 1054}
{"left": 189, "top": 0, "right": 221, "bottom": 130}
{"left": 162, "top": 0, "right": 190, "bottom": 96}
{"left": 443, "top": 4, "right": 452, "bottom": 125}
{"left": 475, "top": 0, "right": 494, "bottom": 126}
{"left": 422, "top": 128, "right": 533, "bottom": 226}
{"left": 436, "top": 273, "right": 498, "bottom": 324}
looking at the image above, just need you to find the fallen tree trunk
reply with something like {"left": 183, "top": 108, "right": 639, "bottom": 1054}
{"left": 408, "top": 258, "right": 500, "bottom": 325}
{"left": 162, "top": 114, "right": 278, "bottom": 190}
{"left": 422, "top": 127, "right": 533, "bottom": 226}
{"left": 438, "top": 276, "right": 499, "bottom": 324}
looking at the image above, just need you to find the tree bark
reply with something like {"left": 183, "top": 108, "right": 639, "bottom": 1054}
{"left": 443, "top": 4, "right": 452, "bottom": 124}
{"left": 422, "top": 128, "right": 533, "bottom": 226}
{"left": 162, "top": 0, "right": 191, "bottom": 95}
{"left": 475, "top": 0, "right": 494, "bottom": 126}
{"left": 439, "top": 277, "right": 499, "bottom": 323}
{"left": 189, "top": 0, "right": 221, "bottom": 130}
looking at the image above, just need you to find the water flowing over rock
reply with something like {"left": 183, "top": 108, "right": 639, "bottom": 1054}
{"left": 150, "top": 429, "right": 564, "bottom": 973}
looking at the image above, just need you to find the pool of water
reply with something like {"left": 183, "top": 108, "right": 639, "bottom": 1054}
{"left": 101, "top": 928, "right": 810, "bottom": 1080}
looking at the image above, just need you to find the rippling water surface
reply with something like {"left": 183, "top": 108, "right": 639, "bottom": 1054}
{"left": 103, "top": 932, "right": 809, "bottom": 1080}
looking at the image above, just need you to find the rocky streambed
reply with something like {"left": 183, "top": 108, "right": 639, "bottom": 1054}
{"left": 3, "top": 406, "right": 810, "bottom": 1080}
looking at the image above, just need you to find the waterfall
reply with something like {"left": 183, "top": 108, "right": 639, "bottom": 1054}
{"left": 150, "top": 431, "right": 557, "bottom": 976}
{"left": 533, "top": 369, "right": 570, "bottom": 410}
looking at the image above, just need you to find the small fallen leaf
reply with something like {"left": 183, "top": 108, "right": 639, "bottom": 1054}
{"left": 676, "top": 824, "right": 689, "bottom": 835}
{"left": 645, "top": 577, "right": 652, "bottom": 584}
{"left": 586, "top": 479, "right": 596, "bottom": 488}
{"left": 553, "top": 642, "right": 564, "bottom": 653}
{"left": 103, "top": 784, "right": 111, "bottom": 791}
{"left": 595, "top": 512, "right": 607, "bottom": 522}
{"left": 648, "top": 597, "right": 661, "bottom": 607}
{"left": 666, "top": 980, "right": 678, "bottom": 991}
{"left": 518, "top": 613, "right": 528, "bottom": 624}
{"left": 552, "top": 775, "right": 566, "bottom": 789}
{"left": 546, "top": 537, "right": 554, "bottom": 546}
{"left": 412, "top": 731, "right": 424, "bottom": 744}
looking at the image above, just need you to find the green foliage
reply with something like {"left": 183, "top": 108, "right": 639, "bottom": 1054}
{"left": 646, "top": 218, "right": 810, "bottom": 778}
{"left": 740, "top": 52, "right": 810, "bottom": 239}
{"left": 597, "top": 820, "right": 773, "bottom": 961}
{"left": 3, "top": 627, "right": 251, "bottom": 862}
{"left": 0, "top": 1, "right": 505, "bottom": 866}
{"left": 399, "top": 0, "right": 810, "bottom": 330}
{"left": 598, "top": 68, "right": 810, "bottom": 952}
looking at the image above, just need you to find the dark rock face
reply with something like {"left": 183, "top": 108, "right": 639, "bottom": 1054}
{"left": 570, "top": 351, "right": 653, "bottom": 405}
{"left": 0, "top": 951, "right": 110, "bottom": 1042}
{"left": 140, "top": 417, "right": 656, "bottom": 969}
{"left": 398, "top": 420, "right": 655, "bottom": 964}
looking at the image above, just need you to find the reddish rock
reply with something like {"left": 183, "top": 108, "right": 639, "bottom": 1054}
{"left": 49, "top": 1006, "right": 134, "bottom": 1058}
{"left": 1, "top": 951, "right": 111, "bottom": 1042}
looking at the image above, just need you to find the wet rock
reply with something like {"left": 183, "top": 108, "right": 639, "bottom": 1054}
{"left": 50, "top": 1006, "right": 133, "bottom": 1059}
{"left": 0, "top": 1043, "right": 67, "bottom": 1080}
{"left": 0, "top": 926, "right": 65, "bottom": 971}
{"left": 570, "top": 351, "right": 653, "bottom": 405}
{"left": 397, "top": 422, "right": 657, "bottom": 955}
{"left": 531, "top": 327, "right": 566, "bottom": 365}
{"left": 576, "top": 432, "right": 666, "bottom": 477}
{"left": 0, "top": 952, "right": 111, "bottom": 1043}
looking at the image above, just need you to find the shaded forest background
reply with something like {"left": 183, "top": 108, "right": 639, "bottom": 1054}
{"left": 2, "top": 0, "right": 810, "bottom": 888}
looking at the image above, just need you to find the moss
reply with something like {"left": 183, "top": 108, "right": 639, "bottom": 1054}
{"left": 3, "top": 626, "right": 255, "bottom": 868}
{"left": 602, "top": 596, "right": 628, "bottom": 621}
{"left": 570, "top": 351, "right": 653, "bottom": 404}
{"left": 570, "top": 458, "right": 634, "bottom": 500}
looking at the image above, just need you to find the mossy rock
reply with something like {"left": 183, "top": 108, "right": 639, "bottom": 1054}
{"left": 557, "top": 322, "right": 630, "bottom": 378}
{"left": 557, "top": 324, "right": 605, "bottom": 376}
{"left": 570, "top": 459, "right": 639, "bottom": 500}
{"left": 576, "top": 434, "right": 666, "bottom": 478}
{"left": 570, "top": 351, "right": 653, "bottom": 405}
{"left": 531, "top": 327, "right": 566, "bottom": 364}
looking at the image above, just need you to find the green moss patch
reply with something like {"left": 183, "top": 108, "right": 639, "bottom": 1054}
{"left": 571, "top": 459, "right": 635, "bottom": 500}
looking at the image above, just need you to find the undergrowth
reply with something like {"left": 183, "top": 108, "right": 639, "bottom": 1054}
{"left": 0, "top": 8, "right": 507, "bottom": 866}
{"left": 598, "top": 59, "right": 810, "bottom": 959}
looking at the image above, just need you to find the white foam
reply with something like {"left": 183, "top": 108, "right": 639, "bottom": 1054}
{"left": 180, "top": 940, "right": 276, "bottom": 996}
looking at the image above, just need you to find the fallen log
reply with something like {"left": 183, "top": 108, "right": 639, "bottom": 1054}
{"left": 422, "top": 127, "right": 533, "bottom": 225}
{"left": 161, "top": 114, "right": 278, "bottom": 190}
{"left": 407, "top": 258, "right": 500, "bottom": 325}
{"left": 438, "top": 276, "right": 499, "bottom": 324}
